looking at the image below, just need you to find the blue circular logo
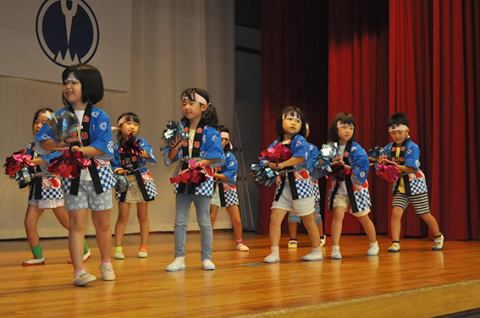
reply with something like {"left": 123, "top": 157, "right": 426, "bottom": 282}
{"left": 36, "top": 0, "right": 99, "bottom": 67}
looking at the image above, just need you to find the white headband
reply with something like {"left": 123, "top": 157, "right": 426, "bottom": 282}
{"left": 66, "top": 72, "right": 80, "bottom": 83}
{"left": 38, "top": 110, "right": 51, "bottom": 118}
{"left": 282, "top": 111, "right": 301, "bottom": 122}
{"left": 221, "top": 132, "right": 230, "bottom": 139}
{"left": 337, "top": 121, "right": 354, "bottom": 129}
{"left": 388, "top": 124, "right": 408, "bottom": 132}
{"left": 182, "top": 93, "right": 208, "bottom": 106}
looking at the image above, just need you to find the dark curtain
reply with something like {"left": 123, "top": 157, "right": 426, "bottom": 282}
{"left": 258, "top": 0, "right": 328, "bottom": 234}
{"left": 326, "top": 0, "right": 390, "bottom": 234}
{"left": 389, "top": 0, "right": 480, "bottom": 240}
{"left": 260, "top": 0, "right": 480, "bottom": 240}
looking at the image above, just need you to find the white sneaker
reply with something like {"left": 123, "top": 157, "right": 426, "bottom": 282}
{"left": 388, "top": 242, "right": 401, "bottom": 252}
{"left": 99, "top": 262, "right": 116, "bottom": 281}
{"left": 367, "top": 242, "right": 379, "bottom": 256}
{"left": 166, "top": 257, "right": 186, "bottom": 272}
{"left": 236, "top": 243, "right": 249, "bottom": 252}
{"left": 263, "top": 253, "right": 280, "bottom": 263}
{"left": 114, "top": 250, "right": 125, "bottom": 260}
{"left": 320, "top": 235, "right": 327, "bottom": 248}
{"left": 73, "top": 271, "right": 96, "bottom": 286}
{"left": 22, "top": 257, "right": 45, "bottom": 266}
{"left": 202, "top": 259, "right": 216, "bottom": 270}
{"left": 302, "top": 252, "right": 324, "bottom": 261}
{"left": 138, "top": 249, "right": 148, "bottom": 258}
{"left": 331, "top": 247, "right": 342, "bottom": 259}
{"left": 432, "top": 234, "right": 444, "bottom": 251}
{"left": 287, "top": 240, "right": 298, "bottom": 248}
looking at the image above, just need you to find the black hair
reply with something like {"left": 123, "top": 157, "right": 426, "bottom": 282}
{"left": 275, "top": 106, "right": 307, "bottom": 139}
{"left": 328, "top": 112, "right": 356, "bottom": 141}
{"left": 32, "top": 107, "right": 54, "bottom": 130}
{"left": 388, "top": 113, "right": 410, "bottom": 128}
{"left": 180, "top": 88, "right": 218, "bottom": 128}
{"left": 61, "top": 64, "right": 104, "bottom": 106}
{"left": 116, "top": 112, "right": 140, "bottom": 141}
{"left": 217, "top": 124, "right": 232, "bottom": 153}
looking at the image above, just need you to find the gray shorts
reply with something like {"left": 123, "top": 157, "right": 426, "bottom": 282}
{"left": 65, "top": 180, "right": 113, "bottom": 211}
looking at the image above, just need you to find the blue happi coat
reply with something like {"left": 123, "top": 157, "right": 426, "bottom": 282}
{"left": 262, "top": 134, "right": 314, "bottom": 201}
{"left": 35, "top": 105, "right": 116, "bottom": 195}
{"left": 164, "top": 124, "right": 225, "bottom": 197}
{"left": 327, "top": 141, "right": 371, "bottom": 213}
{"left": 215, "top": 151, "right": 239, "bottom": 207}
{"left": 25, "top": 142, "right": 63, "bottom": 200}
{"left": 111, "top": 137, "right": 158, "bottom": 201}
{"left": 383, "top": 139, "right": 428, "bottom": 196}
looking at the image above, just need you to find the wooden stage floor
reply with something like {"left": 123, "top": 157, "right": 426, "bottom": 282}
{"left": 1, "top": 231, "right": 480, "bottom": 317}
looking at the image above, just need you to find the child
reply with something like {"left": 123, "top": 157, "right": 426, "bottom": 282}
{"left": 111, "top": 112, "right": 157, "bottom": 259}
{"left": 378, "top": 113, "right": 443, "bottom": 252}
{"left": 326, "top": 112, "right": 378, "bottom": 259}
{"left": 262, "top": 106, "right": 323, "bottom": 263}
{"left": 164, "top": 88, "right": 225, "bottom": 271}
{"left": 36, "top": 64, "right": 116, "bottom": 286}
{"left": 23, "top": 108, "right": 90, "bottom": 265}
{"left": 287, "top": 121, "right": 326, "bottom": 249}
{"left": 209, "top": 125, "right": 249, "bottom": 252}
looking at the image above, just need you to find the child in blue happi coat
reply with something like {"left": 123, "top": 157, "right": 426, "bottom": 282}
{"left": 111, "top": 112, "right": 157, "bottom": 259}
{"left": 262, "top": 106, "right": 322, "bottom": 263}
{"left": 377, "top": 113, "right": 443, "bottom": 252}
{"left": 164, "top": 88, "right": 225, "bottom": 271}
{"left": 325, "top": 112, "right": 378, "bottom": 259}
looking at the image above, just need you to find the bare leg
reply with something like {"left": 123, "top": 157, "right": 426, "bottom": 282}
{"left": 390, "top": 206, "right": 404, "bottom": 241}
{"left": 136, "top": 202, "right": 149, "bottom": 247}
{"left": 419, "top": 212, "right": 441, "bottom": 236}
{"left": 24, "top": 205, "right": 45, "bottom": 247}
{"left": 114, "top": 202, "right": 130, "bottom": 247}
{"left": 52, "top": 206, "right": 70, "bottom": 230}
{"left": 288, "top": 220, "right": 298, "bottom": 240}
{"left": 210, "top": 204, "right": 219, "bottom": 227}
{"left": 226, "top": 205, "right": 243, "bottom": 241}
{"left": 317, "top": 221, "right": 324, "bottom": 237}
{"left": 300, "top": 213, "right": 320, "bottom": 248}
{"left": 91, "top": 209, "right": 112, "bottom": 260}
{"left": 269, "top": 208, "right": 288, "bottom": 246}
{"left": 358, "top": 214, "right": 377, "bottom": 243}
{"left": 68, "top": 209, "right": 89, "bottom": 270}
{"left": 331, "top": 206, "right": 347, "bottom": 246}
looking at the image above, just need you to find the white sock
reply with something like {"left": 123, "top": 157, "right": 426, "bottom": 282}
{"left": 270, "top": 246, "right": 280, "bottom": 255}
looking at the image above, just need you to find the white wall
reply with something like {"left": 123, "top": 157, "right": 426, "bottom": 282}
{"left": 0, "top": 0, "right": 235, "bottom": 239}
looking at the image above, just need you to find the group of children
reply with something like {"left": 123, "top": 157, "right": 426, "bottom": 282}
{"left": 261, "top": 108, "right": 443, "bottom": 263}
{"left": 18, "top": 64, "right": 248, "bottom": 285}
{"left": 14, "top": 63, "right": 443, "bottom": 286}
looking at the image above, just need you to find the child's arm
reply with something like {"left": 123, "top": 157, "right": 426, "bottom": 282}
{"left": 197, "top": 158, "right": 216, "bottom": 167}
{"left": 71, "top": 145, "right": 104, "bottom": 157}
{"left": 29, "top": 158, "right": 48, "bottom": 166}
{"left": 213, "top": 172, "right": 231, "bottom": 182}
{"left": 167, "top": 136, "right": 182, "bottom": 162}
{"left": 393, "top": 163, "right": 416, "bottom": 173}
{"left": 269, "top": 156, "right": 305, "bottom": 170}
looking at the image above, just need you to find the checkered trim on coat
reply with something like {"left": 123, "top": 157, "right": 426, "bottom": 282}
{"left": 353, "top": 186, "right": 371, "bottom": 212}
{"left": 223, "top": 185, "right": 239, "bottom": 206}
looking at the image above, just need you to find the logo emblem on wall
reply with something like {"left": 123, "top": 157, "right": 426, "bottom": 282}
{"left": 36, "top": 0, "right": 99, "bottom": 67}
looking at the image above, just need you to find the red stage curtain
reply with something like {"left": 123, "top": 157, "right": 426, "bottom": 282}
{"left": 258, "top": 0, "right": 328, "bottom": 234}
{"left": 260, "top": 0, "right": 480, "bottom": 240}
{"left": 390, "top": 0, "right": 480, "bottom": 239}
{"left": 327, "top": 0, "right": 390, "bottom": 234}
